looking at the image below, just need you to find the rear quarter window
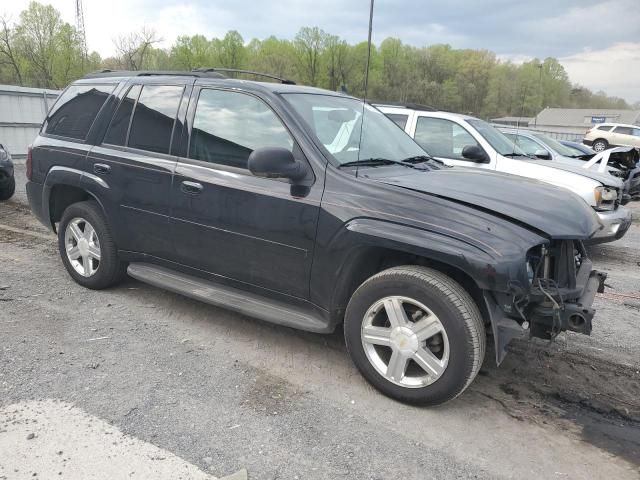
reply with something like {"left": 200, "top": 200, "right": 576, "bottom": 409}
{"left": 45, "top": 84, "right": 115, "bottom": 140}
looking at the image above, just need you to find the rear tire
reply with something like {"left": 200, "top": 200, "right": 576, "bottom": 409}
{"left": 58, "top": 201, "right": 127, "bottom": 289}
{"left": 344, "top": 266, "right": 485, "bottom": 405}
{"left": 0, "top": 176, "right": 15, "bottom": 201}
{"left": 592, "top": 139, "right": 608, "bottom": 152}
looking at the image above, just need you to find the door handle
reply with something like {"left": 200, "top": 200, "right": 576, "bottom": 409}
{"left": 181, "top": 181, "right": 203, "bottom": 195}
{"left": 93, "top": 163, "right": 111, "bottom": 175}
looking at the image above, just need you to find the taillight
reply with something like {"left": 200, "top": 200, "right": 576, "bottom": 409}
{"left": 26, "top": 145, "right": 33, "bottom": 180}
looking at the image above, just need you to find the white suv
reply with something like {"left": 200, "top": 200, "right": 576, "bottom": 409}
{"left": 375, "top": 104, "right": 631, "bottom": 244}
{"left": 583, "top": 123, "right": 640, "bottom": 152}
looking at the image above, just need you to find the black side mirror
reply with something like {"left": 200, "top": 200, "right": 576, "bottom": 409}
{"left": 248, "top": 147, "right": 308, "bottom": 182}
{"left": 534, "top": 149, "right": 551, "bottom": 160}
{"left": 461, "top": 145, "right": 489, "bottom": 163}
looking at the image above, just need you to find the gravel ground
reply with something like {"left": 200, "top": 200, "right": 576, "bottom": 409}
{"left": 1, "top": 164, "right": 639, "bottom": 479}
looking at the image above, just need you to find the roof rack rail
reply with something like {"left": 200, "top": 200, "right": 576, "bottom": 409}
{"left": 83, "top": 69, "right": 227, "bottom": 79}
{"left": 192, "top": 68, "right": 296, "bottom": 85}
{"left": 372, "top": 101, "right": 438, "bottom": 112}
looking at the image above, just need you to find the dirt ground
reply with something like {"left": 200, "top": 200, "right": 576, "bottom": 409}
{"left": 1, "top": 163, "right": 639, "bottom": 479}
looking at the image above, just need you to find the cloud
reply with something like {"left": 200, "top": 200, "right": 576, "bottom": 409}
{"left": 560, "top": 42, "right": 640, "bottom": 103}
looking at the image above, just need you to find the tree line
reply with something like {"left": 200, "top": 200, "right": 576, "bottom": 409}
{"left": 1, "top": 2, "right": 635, "bottom": 119}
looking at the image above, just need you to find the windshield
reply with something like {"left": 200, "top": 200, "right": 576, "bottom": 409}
{"left": 282, "top": 93, "right": 426, "bottom": 165}
{"left": 466, "top": 118, "right": 527, "bottom": 156}
{"left": 533, "top": 133, "right": 581, "bottom": 157}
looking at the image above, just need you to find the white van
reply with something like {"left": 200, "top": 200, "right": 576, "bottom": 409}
{"left": 376, "top": 104, "right": 631, "bottom": 244}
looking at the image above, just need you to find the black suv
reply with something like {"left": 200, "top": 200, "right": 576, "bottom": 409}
{"left": 27, "top": 70, "right": 606, "bottom": 405}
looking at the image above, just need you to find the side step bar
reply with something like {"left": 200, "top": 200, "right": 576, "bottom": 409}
{"left": 127, "top": 263, "right": 333, "bottom": 333}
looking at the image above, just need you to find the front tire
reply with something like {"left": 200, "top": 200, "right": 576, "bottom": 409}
{"left": 58, "top": 201, "right": 127, "bottom": 289}
{"left": 344, "top": 266, "right": 485, "bottom": 405}
{"left": 0, "top": 176, "right": 15, "bottom": 201}
{"left": 592, "top": 139, "right": 608, "bottom": 152}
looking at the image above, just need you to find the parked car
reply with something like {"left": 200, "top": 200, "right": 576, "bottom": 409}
{"left": 498, "top": 128, "right": 625, "bottom": 184}
{"left": 583, "top": 123, "right": 640, "bottom": 152}
{"left": 376, "top": 104, "right": 631, "bottom": 244}
{"left": 559, "top": 140, "right": 596, "bottom": 158}
{"left": 0, "top": 143, "right": 15, "bottom": 201}
{"left": 28, "top": 71, "right": 607, "bottom": 405}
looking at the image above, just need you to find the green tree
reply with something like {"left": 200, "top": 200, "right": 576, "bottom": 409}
{"left": 294, "top": 27, "right": 327, "bottom": 86}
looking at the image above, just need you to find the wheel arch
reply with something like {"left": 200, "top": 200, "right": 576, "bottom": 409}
{"left": 44, "top": 167, "right": 110, "bottom": 232}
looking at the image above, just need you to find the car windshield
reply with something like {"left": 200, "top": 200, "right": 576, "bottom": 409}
{"left": 533, "top": 133, "right": 581, "bottom": 157}
{"left": 282, "top": 93, "right": 426, "bottom": 165}
{"left": 466, "top": 118, "right": 527, "bottom": 156}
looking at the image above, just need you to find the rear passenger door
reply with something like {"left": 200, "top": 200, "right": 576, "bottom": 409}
{"left": 89, "top": 81, "right": 187, "bottom": 259}
{"left": 170, "top": 87, "right": 321, "bottom": 299}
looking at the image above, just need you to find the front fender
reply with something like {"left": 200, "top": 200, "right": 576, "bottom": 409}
{"left": 344, "top": 218, "right": 500, "bottom": 290}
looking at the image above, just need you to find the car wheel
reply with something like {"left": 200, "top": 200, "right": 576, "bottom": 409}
{"left": 58, "top": 200, "right": 127, "bottom": 289}
{"left": 0, "top": 176, "right": 15, "bottom": 201}
{"left": 344, "top": 266, "right": 485, "bottom": 405}
{"left": 593, "top": 139, "right": 608, "bottom": 152}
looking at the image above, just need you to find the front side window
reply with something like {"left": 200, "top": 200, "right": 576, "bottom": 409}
{"left": 189, "top": 89, "right": 293, "bottom": 169}
{"left": 414, "top": 117, "right": 479, "bottom": 160}
{"left": 283, "top": 94, "right": 425, "bottom": 165}
{"left": 45, "top": 84, "right": 115, "bottom": 140}
{"left": 531, "top": 133, "right": 577, "bottom": 157}
{"left": 127, "top": 85, "right": 184, "bottom": 154}
{"left": 503, "top": 134, "right": 541, "bottom": 156}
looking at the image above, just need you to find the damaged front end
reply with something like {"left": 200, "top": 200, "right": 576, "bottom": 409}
{"left": 485, "top": 240, "right": 607, "bottom": 364}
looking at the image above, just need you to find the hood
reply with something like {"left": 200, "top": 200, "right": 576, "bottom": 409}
{"left": 525, "top": 158, "right": 623, "bottom": 189}
{"left": 372, "top": 167, "right": 602, "bottom": 240}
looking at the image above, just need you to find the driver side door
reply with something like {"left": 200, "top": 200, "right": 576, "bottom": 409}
{"left": 169, "top": 87, "right": 322, "bottom": 299}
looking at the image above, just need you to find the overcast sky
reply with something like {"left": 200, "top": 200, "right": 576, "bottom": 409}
{"left": 4, "top": 0, "right": 640, "bottom": 103}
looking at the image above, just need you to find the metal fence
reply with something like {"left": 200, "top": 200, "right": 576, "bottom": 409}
{"left": 0, "top": 85, "right": 60, "bottom": 159}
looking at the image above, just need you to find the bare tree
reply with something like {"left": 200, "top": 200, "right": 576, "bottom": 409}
{"left": 0, "top": 16, "right": 24, "bottom": 85}
{"left": 114, "top": 27, "right": 161, "bottom": 70}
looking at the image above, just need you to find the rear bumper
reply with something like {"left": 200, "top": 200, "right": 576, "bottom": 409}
{"left": 587, "top": 207, "right": 632, "bottom": 244}
{"left": 26, "top": 180, "right": 49, "bottom": 228}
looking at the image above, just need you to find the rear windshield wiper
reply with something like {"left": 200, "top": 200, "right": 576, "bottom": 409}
{"left": 338, "top": 158, "right": 417, "bottom": 169}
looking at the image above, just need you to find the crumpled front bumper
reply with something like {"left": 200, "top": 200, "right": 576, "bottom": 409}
{"left": 528, "top": 268, "right": 607, "bottom": 339}
{"left": 484, "top": 248, "right": 606, "bottom": 365}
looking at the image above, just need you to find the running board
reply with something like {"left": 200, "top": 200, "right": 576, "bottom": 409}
{"left": 127, "top": 263, "right": 333, "bottom": 333}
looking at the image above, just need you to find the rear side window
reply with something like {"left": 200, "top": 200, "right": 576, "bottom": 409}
{"left": 45, "top": 84, "right": 115, "bottom": 140}
{"left": 613, "top": 126, "right": 633, "bottom": 135}
{"left": 127, "top": 85, "right": 184, "bottom": 154}
{"left": 385, "top": 113, "right": 409, "bottom": 129}
{"left": 103, "top": 85, "right": 141, "bottom": 146}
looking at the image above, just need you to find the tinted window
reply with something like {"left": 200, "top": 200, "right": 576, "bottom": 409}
{"left": 128, "top": 85, "right": 184, "bottom": 154}
{"left": 103, "top": 85, "right": 141, "bottom": 146}
{"left": 45, "top": 84, "right": 115, "bottom": 140}
{"left": 385, "top": 113, "right": 409, "bottom": 129}
{"left": 414, "top": 117, "right": 479, "bottom": 160}
{"left": 596, "top": 125, "right": 614, "bottom": 131}
{"left": 189, "top": 89, "right": 293, "bottom": 169}
{"left": 614, "top": 126, "right": 633, "bottom": 135}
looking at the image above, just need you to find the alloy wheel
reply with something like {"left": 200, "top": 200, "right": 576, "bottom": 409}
{"left": 361, "top": 296, "right": 449, "bottom": 388}
{"left": 64, "top": 217, "right": 101, "bottom": 277}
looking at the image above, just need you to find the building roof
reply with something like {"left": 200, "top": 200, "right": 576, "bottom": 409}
{"left": 491, "top": 116, "right": 534, "bottom": 123}
{"left": 534, "top": 107, "right": 640, "bottom": 127}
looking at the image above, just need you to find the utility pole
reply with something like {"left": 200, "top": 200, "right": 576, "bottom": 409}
{"left": 534, "top": 63, "right": 543, "bottom": 127}
{"left": 75, "top": 0, "right": 87, "bottom": 65}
